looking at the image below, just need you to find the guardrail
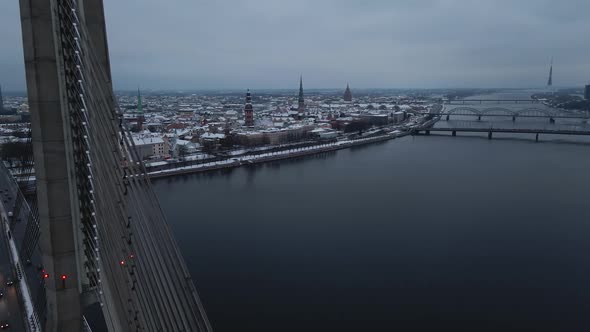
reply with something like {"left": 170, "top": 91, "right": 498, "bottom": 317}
{"left": 82, "top": 316, "right": 93, "bottom": 332}
{"left": 1, "top": 204, "right": 40, "bottom": 331}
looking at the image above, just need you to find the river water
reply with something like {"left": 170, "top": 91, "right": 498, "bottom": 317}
{"left": 154, "top": 124, "right": 590, "bottom": 331}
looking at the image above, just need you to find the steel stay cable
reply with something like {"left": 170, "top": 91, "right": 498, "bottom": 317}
{"left": 63, "top": 5, "right": 213, "bottom": 329}
{"left": 73, "top": 30, "right": 197, "bottom": 330}
{"left": 58, "top": 3, "right": 140, "bottom": 328}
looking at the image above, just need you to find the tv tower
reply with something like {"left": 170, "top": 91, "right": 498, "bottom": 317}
{"left": 547, "top": 57, "right": 553, "bottom": 87}
{"left": 0, "top": 84, "right": 4, "bottom": 112}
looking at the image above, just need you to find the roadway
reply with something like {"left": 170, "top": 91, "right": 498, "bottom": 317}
{"left": 0, "top": 188, "right": 25, "bottom": 331}
{"left": 0, "top": 162, "right": 45, "bottom": 331}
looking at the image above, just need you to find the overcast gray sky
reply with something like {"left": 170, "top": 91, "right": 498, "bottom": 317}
{"left": 1, "top": 0, "right": 589, "bottom": 91}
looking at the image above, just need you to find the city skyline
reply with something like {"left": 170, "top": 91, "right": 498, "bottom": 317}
{"left": 1, "top": 0, "right": 590, "bottom": 91}
{"left": 4, "top": 1, "right": 590, "bottom": 330}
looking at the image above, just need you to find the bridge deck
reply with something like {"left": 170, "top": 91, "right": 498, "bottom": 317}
{"left": 445, "top": 99, "right": 540, "bottom": 104}
{"left": 418, "top": 127, "right": 590, "bottom": 136}
{"left": 427, "top": 112, "right": 589, "bottom": 119}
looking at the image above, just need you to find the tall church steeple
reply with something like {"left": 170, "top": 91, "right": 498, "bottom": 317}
{"left": 137, "top": 88, "right": 143, "bottom": 114}
{"left": 244, "top": 89, "right": 254, "bottom": 127}
{"left": 297, "top": 76, "right": 305, "bottom": 116}
{"left": 137, "top": 88, "right": 144, "bottom": 130}
{"left": 343, "top": 83, "right": 352, "bottom": 102}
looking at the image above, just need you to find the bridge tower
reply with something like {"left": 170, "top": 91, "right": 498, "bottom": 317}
{"left": 19, "top": 0, "right": 116, "bottom": 330}
{"left": 19, "top": 0, "right": 212, "bottom": 331}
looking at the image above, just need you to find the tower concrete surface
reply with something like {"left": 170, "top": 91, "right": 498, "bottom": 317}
{"left": 19, "top": 0, "right": 117, "bottom": 330}
{"left": 19, "top": 0, "right": 81, "bottom": 330}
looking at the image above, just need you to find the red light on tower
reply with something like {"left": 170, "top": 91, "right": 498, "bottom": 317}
{"left": 43, "top": 273, "right": 49, "bottom": 279}
{"left": 61, "top": 274, "right": 67, "bottom": 281}
{"left": 120, "top": 260, "right": 125, "bottom": 266}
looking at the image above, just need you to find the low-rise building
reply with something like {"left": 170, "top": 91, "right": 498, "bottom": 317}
{"left": 132, "top": 134, "right": 168, "bottom": 160}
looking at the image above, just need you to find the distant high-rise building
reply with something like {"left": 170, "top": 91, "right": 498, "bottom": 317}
{"left": 244, "top": 89, "right": 254, "bottom": 126}
{"left": 343, "top": 83, "right": 352, "bottom": 102}
{"left": 0, "top": 84, "right": 4, "bottom": 112}
{"left": 297, "top": 76, "right": 305, "bottom": 116}
{"left": 585, "top": 84, "right": 590, "bottom": 100}
{"left": 547, "top": 58, "right": 553, "bottom": 87}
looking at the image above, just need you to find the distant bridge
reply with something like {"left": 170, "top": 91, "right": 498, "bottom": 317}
{"left": 428, "top": 107, "right": 590, "bottom": 122}
{"left": 414, "top": 114, "right": 590, "bottom": 141}
{"left": 445, "top": 99, "right": 541, "bottom": 105}
{"left": 415, "top": 127, "right": 590, "bottom": 141}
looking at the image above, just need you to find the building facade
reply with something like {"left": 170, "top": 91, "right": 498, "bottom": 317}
{"left": 132, "top": 135, "right": 168, "bottom": 160}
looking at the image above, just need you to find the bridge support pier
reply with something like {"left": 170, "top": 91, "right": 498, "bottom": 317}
{"left": 488, "top": 131, "right": 493, "bottom": 139}
{"left": 549, "top": 117, "right": 555, "bottom": 124}
{"left": 452, "top": 131, "right": 456, "bottom": 137}
{"left": 446, "top": 115, "right": 449, "bottom": 121}
{"left": 425, "top": 130, "right": 430, "bottom": 135}
{"left": 478, "top": 115, "right": 481, "bottom": 121}
{"left": 536, "top": 133, "right": 539, "bottom": 142}
{"left": 512, "top": 116, "right": 516, "bottom": 122}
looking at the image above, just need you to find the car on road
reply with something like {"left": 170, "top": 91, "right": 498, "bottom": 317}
{"left": 5, "top": 278, "right": 13, "bottom": 287}
{"left": 0, "top": 320, "right": 8, "bottom": 329}
{"left": 0, "top": 288, "right": 3, "bottom": 298}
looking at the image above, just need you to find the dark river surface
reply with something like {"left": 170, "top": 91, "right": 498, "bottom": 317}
{"left": 154, "top": 132, "right": 590, "bottom": 332}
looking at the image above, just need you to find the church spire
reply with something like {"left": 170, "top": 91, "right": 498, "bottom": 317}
{"left": 137, "top": 88, "right": 143, "bottom": 114}
{"left": 343, "top": 83, "right": 352, "bottom": 102}
{"left": 297, "top": 76, "right": 305, "bottom": 115}
{"left": 244, "top": 89, "right": 254, "bottom": 126}
{"left": 136, "top": 88, "right": 144, "bottom": 131}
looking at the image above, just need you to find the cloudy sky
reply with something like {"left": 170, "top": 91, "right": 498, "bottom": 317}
{"left": 1, "top": 0, "right": 589, "bottom": 91}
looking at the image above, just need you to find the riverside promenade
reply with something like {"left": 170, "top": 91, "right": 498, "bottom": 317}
{"left": 149, "top": 130, "right": 409, "bottom": 179}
